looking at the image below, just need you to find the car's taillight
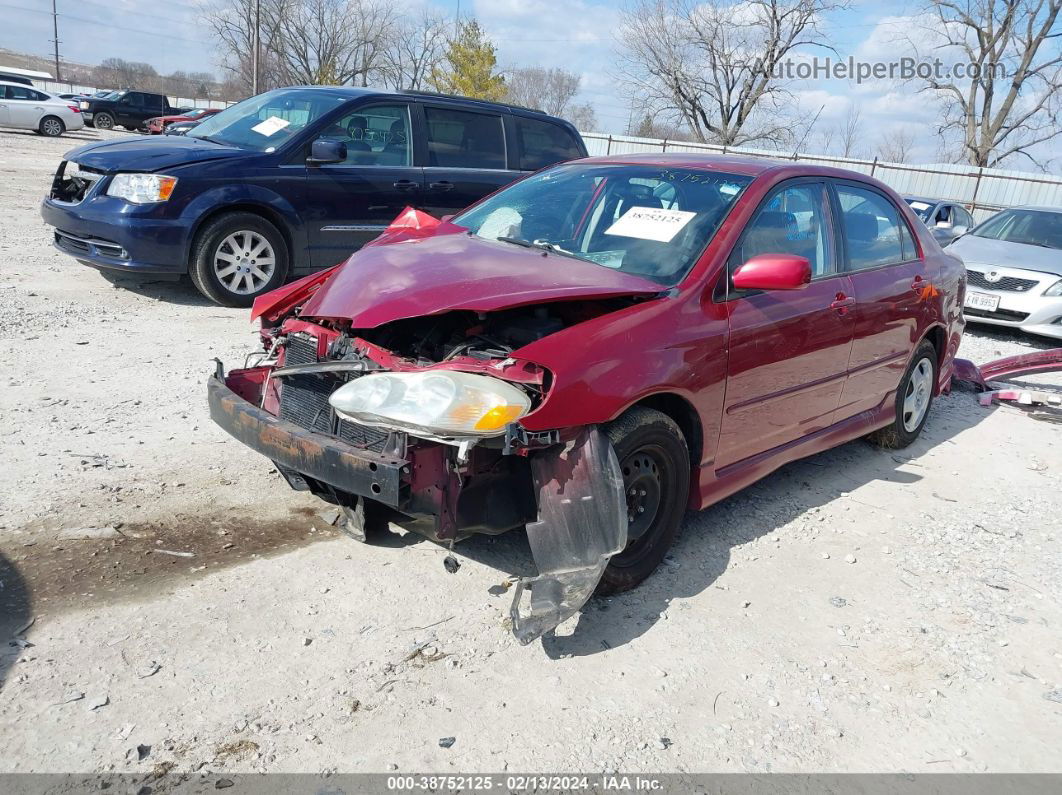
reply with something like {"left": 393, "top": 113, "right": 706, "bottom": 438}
{"left": 68, "top": 105, "right": 81, "bottom": 113}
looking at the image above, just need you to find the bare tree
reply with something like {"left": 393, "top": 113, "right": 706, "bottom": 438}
{"left": 876, "top": 127, "right": 917, "bottom": 162}
{"left": 205, "top": 0, "right": 289, "bottom": 95}
{"left": 381, "top": 8, "right": 448, "bottom": 90}
{"left": 838, "top": 103, "right": 863, "bottom": 158}
{"left": 567, "top": 102, "right": 598, "bottom": 130}
{"left": 273, "top": 0, "right": 398, "bottom": 86}
{"left": 505, "top": 67, "right": 581, "bottom": 115}
{"left": 616, "top": 0, "right": 849, "bottom": 148}
{"left": 911, "top": 0, "right": 1062, "bottom": 169}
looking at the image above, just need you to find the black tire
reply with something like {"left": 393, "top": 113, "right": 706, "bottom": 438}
{"left": 189, "top": 212, "right": 289, "bottom": 307}
{"left": 39, "top": 116, "right": 65, "bottom": 137}
{"left": 93, "top": 112, "right": 115, "bottom": 130}
{"left": 597, "top": 407, "right": 690, "bottom": 595}
{"left": 868, "top": 339, "right": 938, "bottom": 449}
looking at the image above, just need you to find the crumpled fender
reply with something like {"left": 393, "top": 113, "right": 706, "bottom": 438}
{"left": 509, "top": 426, "right": 627, "bottom": 645}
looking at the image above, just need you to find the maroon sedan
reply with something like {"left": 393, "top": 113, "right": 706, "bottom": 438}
{"left": 209, "top": 154, "right": 966, "bottom": 643}
{"left": 145, "top": 107, "right": 220, "bottom": 134}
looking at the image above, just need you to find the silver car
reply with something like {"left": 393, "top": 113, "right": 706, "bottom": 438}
{"left": 0, "top": 80, "right": 85, "bottom": 137}
{"left": 946, "top": 206, "right": 1062, "bottom": 340}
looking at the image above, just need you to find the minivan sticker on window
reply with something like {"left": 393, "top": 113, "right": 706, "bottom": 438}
{"left": 251, "top": 116, "right": 291, "bottom": 137}
{"left": 605, "top": 206, "right": 696, "bottom": 243}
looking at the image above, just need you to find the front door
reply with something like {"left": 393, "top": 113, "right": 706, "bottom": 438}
{"left": 831, "top": 182, "right": 930, "bottom": 419}
{"left": 301, "top": 102, "right": 423, "bottom": 269}
{"left": 716, "top": 181, "right": 855, "bottom": 470}
{"left": 418, "top": 103, "right": 519, "bottom": 217}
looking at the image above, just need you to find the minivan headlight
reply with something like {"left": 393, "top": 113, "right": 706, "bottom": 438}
{"left": 328, "top": 371, "right": 532, "bottom": 438}
{"left": 106, "top": 173, "right": 178, "bottom": 204}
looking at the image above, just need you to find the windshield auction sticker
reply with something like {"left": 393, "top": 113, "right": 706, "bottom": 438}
{"left": 605, "top": 206, "right": 696, "bottom": 242}
{"left": 251, "top": 116, "right": 291, "bottom": 137}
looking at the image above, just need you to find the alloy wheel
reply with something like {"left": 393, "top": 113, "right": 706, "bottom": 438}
{"left": 902, "top": 357, "right": 934, "bottom": 432}
{"left": 213, "top": 230, "right": 277, "bottom": 295}
{"left": 41, "top": 118, "right": 63, "bottom": 137}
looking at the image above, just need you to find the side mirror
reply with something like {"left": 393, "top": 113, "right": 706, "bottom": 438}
{"left": 732, "top": 253, "right": 811, "bottom": 291}
{"left": 307, "top": 138, "right": 347, "bottom": 165}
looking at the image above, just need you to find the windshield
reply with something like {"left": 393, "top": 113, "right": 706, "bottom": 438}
{"left": 905, "top": 198, "right": 934, "bottom": 222}
{"left": 452, "top": 164, "right": 753, "bottom": 285}
{"left": 185, "top": 108, "right": 210, "bottom": 119}
{"left": 187, "top": 88, "right": 348, "bottom": 152}
{"left": 970, "top": 209, "right": 1062, "bottom": 249}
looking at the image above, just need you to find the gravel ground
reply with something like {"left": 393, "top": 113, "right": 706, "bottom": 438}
{"left": 0, "top": 127, "right": 1060, "bottom": 775}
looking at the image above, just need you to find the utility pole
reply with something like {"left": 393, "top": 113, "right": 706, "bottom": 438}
{"left": 251, "top": 0, "right": 260, "bottom": 94}
{"left": 50, "top": 0, "right": 62, "bottom": 82}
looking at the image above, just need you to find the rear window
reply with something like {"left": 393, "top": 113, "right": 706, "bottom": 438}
{"left": 425, "top": 107, "right": 505, "bottom": 169}
{"left": 515, "top": 116, "right": 584, "bottom": 170}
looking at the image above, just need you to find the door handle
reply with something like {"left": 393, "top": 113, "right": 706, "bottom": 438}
{"left": 429, "top": 180, "right": 454, "bottom": 192}
{"left": 830, "top": 293, "right": 855, "bottom": 315}
{"left": 393, "top": 180, "right": 418, "bottom": 191}
{"left": 910, "top": 275, "right": 926, "bottom": 290}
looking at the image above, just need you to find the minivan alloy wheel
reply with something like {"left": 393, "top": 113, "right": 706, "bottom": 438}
{"left": 213, "top": 231, "right": 277, "bottom": 295}
{"left": 903, "top": 356, "right": 934, "bottom": 432}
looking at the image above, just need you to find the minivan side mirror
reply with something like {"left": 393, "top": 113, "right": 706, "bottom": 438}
{"left": 732, "top": 253, "right": 811, "bottom": 291}
{"left": 307, "top": 138, "right": 347, "bottom": 165}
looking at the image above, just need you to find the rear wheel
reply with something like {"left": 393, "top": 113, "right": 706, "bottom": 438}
{"left": 39, "top": 116, "right": 65, "bottom": 137}
{"left": 189, "top": 212, "right": 289, "bottom": 307}
{"left": 93, "top": 112, "right": 115, "bottom": 130}
{"left": 868, "top": 339, "right": 938, "bottom": 449}
{"left": 597, "top": 407, "right": 690, "bottom": 595}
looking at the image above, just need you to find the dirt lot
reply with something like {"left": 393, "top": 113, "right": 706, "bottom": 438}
{"left": 0, "top": 127, "right": 1060, "bottom": 775}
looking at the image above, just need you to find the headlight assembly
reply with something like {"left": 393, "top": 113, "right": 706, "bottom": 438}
{"left": 106, "top": 173, "right": 178, "bottom": 204}
{"left": 328, "top": 371, "right": 532, "bottom": 439}
{"left": 1045, "top": 279, "right": 1062, "bottom": 297}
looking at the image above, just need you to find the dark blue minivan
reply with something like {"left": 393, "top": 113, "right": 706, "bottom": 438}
{"left": 41, "top": 86, "right": 587, "bottom": 305}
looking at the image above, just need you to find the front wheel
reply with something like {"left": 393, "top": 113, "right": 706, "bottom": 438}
{"left": 93, "top": 112, "right": 115, "bottom": 130}
{"left": 597, "top": 407, "right": 690, "bottom": 595}
{"left": 39, "top": 116, "right": 65, "bottom": 137}
{"left": 868, "top": 339, "right": 938, "bottom": 449}
{"left": 189, "top": 212, "right": 289, "bottom": 307}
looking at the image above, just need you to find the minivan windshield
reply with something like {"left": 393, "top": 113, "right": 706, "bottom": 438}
{"left": 970, "top": 208, "right": 1062, "bottom": 249}
{"left": 187, "top": 88, "right": 348, "bottom": 152}
{"left": 452, "top": 164, "right": 753, "bottom": 285}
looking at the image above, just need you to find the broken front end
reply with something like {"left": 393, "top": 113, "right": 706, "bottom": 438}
{"left": 208, "top": 308, "right": 627, "bottom": 644}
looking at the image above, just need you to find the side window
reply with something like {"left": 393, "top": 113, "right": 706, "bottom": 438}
{"left": 515, "top": 116, "right": 584, "bottom": 170}
{"left": 835, "top": 185, "right": 906, "bottom": 270}
{"left": 319, "top": 104, "right": 411, "bottom": 166}
{"left": 899, "top": 219, "right": 916, "bottom": 261}
{"left": 956, "top": 207, "right": 974, "bottom": 229}
{"left": 936, "top": 205, "right": 952, "bottom": 224}
{"left": 424, "top": 107, "right": 505, "bottom": 169}
{"left": 119, "top": 94, "right": 135, "bottom": 106}
{"left": 734, "top": 183, "right": 834, "bottom": 278}
{"left": 146, "top": 94, "right": 164, "bottom": 112}
{"left": 7, "top": 85, "right": 35, "bottom": 100}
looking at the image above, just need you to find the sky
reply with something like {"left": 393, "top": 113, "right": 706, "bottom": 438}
{"left": 3, "top": 0, "right": 1059, "bottom": 170}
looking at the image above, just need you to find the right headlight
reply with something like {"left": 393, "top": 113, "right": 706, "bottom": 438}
{"left": 328, "top": 371, "right": 532, "bottom": 439}
{"left": 1044, "top": 279, "right": 1062, "bottom": 297}
{"left": 106, "top": 173, "right": 178, "bottom": 204}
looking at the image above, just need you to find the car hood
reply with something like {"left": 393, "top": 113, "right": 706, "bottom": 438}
{"left": 947, "top": 234, "right": 1062, "bottom": 277}
{"left": 299, "top": 232, "right": 664, "bottom": 327}
{"left": 63, "top": 136, "right": 248, "bottom": 173}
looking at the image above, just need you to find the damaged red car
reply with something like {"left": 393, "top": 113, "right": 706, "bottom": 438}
{"left": 209, "top": 153, "right": 966, "bottom": 643}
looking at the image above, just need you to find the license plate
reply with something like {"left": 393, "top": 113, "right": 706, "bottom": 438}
{"left": 965, "top": 291, "right": 1000, "bottom": 312}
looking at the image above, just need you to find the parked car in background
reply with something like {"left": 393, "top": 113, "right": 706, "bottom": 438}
{"left": 946, "top": 206, "right": 1062, "bottom": 340}
{"left": 904, "top": 196, "right": 975, "bottom": 245}
{"left": 0, "top": 72, "right": 34, "bottom": 86}
{"left": 41, "top": 86, "right": 588, "bottom": 306}
{"left": 146, "top": 107, "right": 221, "bottom": 135}
{"left": 0, "top": 80, "right": 83, "bottom": 137}
{"left": 57, "top": 92, "right": 88, "bottom": 101}
{"left": 209, "top": 153, "right": 965, "bottom": 643}
{"left": 78, "top": 90, "right": 184, "bottom": 131}
{"left": 162, "top": 119, "right": 202, "bottom": 136}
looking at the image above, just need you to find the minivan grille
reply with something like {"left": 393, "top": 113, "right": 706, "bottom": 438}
{"left": 50, "top": 160, "right": 104, "bottom": 204}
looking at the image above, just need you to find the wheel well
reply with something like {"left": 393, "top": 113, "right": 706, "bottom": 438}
{"left": 190, "top": 204, "right": 294, "bottom": 267}
{"left": 924, "top": 325, "right": 945, "bottom": 365}
{"left": 629, "top": 393, "right": 703, "bottom": 473}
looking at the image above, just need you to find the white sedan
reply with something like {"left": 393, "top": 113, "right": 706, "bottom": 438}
{"left": 0, "top": 81, "right": 85, "bottom": 137}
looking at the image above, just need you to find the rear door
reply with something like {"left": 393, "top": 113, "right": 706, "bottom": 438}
{"left": 417, "top": 103, "right": 517, "bottom": 216}
{"left": 716, "top": 180, "right": 856, "bottom": 470}
{"left": 831, "top": 181, "right": 929, "bottom": 419}
{"left": 300, "top": 101, "right": 423, "bottom": 269}
{"left": 4, "top": 85, "right": 47, "bottom": 127}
